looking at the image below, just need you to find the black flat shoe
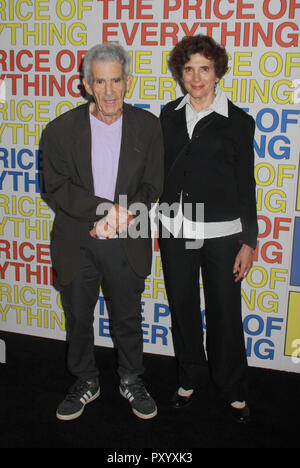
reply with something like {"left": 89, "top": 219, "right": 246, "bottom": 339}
{"left": 171, "top": 390, "right": 194, "bottom": 409}
{"left": 228, "top": 403, "right": 250, "bottom": 423}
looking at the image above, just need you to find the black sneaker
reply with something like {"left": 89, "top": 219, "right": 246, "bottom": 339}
{"left": 120, "top": 378, "right": 157, "bottom": 419}
{"left": 56, "top": 379, "right": 100, "bottom": 421}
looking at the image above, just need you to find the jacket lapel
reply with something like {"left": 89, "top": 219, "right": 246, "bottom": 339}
{"left": 72, "top": 102, "right": 95, "bottom": 194}
{"left": 113, "top": 103, "right": 137, "bottom": 201}
{"left": 169, "top": 102, "right": 188, "bottom": 138}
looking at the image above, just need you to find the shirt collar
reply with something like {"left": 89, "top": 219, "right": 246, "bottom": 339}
{"left": 175, "top": 85, "right": 228, "bottom": 118}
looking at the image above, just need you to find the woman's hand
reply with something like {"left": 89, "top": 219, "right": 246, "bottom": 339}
{"left": 233, "top": 244, "right": 254, "bottom": 282}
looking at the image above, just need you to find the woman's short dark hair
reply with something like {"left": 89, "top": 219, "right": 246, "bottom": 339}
{"left": 168, "top": 35, "right": 228, "bottom": 82}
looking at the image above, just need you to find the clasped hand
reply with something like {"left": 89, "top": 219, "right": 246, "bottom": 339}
{"left": 89, "top": 204, "right": 134, "bottom": 239}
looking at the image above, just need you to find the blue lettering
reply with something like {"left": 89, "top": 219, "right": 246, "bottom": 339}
{"left": 151, "top": 325, "right": 168, "bottom": 345}
{"left": 24, "top": 172, "right": 39, "bottom": 192}
{"left": 153, "top": 303, "right": 169, "bottom": 323}
{"left": 244, "top": 314, "right": 264, "bottom": 335}
{"left": 142, "top": 323, "right": 149, "bottom": 343}
{"left": 0, "top": 170, "right": 7, "bottom": 188}
{"left": 8, "top": 171, "right": 22, "bottom": 191}
{"left": 0, "top": 148, "right": 8, "bottom": 168}
{"left": 256, "top": 108, "right": 279, "bottom": 133}
{"left": 133, "top": 103, "right": 150, "bottom": 109}
{"left": 254, "top": 339, "right": 274, "bottom": 360}
{"left": 281, "top": 110, "right": 300, "bottom": 132}
{"left": 99, "top": 318, "right": 111, "bottom": 338}
{"left": 98, "top": 296, "right": 106, "bottom": 316}
{"left": 268, "top": 135, "right": 290, "bottom": 159}
{"left": 266, "top": 317, "right": 283, "bottom": 337}
{"left": 246, "top": 337, "right": 275, "bottom": 359}
{"left": 0, "top": 148, "right": 39, "bottom": 170}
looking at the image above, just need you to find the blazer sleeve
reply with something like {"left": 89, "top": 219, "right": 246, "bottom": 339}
{"left": 40, "top": 123, "right": 113, "bottom": 223}
{"left": 235, "top": 114, "right": 258, "bottom": 249}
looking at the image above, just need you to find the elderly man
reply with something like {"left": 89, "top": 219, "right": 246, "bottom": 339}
{"left": 41, "top": 43, "right": 164, "bottom": 421}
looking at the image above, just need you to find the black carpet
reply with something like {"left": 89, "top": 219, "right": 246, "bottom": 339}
{"left": 0, "top": 331, "right": 299, "bottom": 451}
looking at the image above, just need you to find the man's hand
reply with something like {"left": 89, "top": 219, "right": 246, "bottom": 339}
{"left": 233, "top": 244, "right": 254, "bottom": 282}
{"left": 90, "top": 218, "right": 116, "bottom": 239}
{"left": 106, "top": 204, "right": 134, "bottom": 234}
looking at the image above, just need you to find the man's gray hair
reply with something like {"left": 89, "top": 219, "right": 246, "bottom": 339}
{"left": 82, "top": 43, "right": 131, "bottom": 86}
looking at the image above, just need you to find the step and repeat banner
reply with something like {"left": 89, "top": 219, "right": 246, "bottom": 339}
{"left": 0, "top": 0, "right": 300, "bottom": 372}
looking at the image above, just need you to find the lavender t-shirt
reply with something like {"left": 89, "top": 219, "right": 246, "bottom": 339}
{"left": 90, "top": 113, "right": 122, "bottom": 201}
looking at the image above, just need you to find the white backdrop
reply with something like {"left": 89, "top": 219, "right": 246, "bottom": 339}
{"left": 0, "top": 0, "right": 300, "bottom": 372}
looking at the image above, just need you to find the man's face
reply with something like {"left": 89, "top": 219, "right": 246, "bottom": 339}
{"left": 83, "top": 60, "right": 132, "bottom": 124}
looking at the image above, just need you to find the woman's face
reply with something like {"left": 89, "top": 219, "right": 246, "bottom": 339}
{"left": 181, "top": 53, "right": 219, "bottom": 111}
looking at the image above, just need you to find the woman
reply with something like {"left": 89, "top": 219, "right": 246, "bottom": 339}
{"left": 158, "top": 35, "right": 258, "bottom": 423}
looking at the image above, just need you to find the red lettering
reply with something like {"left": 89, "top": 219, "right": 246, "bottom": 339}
{"left": 56, "top": 50, "right": 76, "bottom": 73}
{"left": 263, "top": 0, "right": 287, "bottom": 19}
{"left": 5, "top": 74, "right": 21, "bottom": 94}
{"left": 37, "top": 244, "right": 50, "bottom": 264}
{"left": 67, "top": 75, "right": 81, "bottom": 98}
{"left": 236, "top": 0, "right": 255, "bottom": 19}
{"left": 136, "top": 0, "right": 153, "bottom": 19}
{"left": 141, "top": 23, "right": 158, "bottom": 46}
{"left": 221, "top": 22, "right": 241, "bottom": 46}
{"left": 214, "top": 0, "right": 234, "bottom": 19}
{"left": 16, "top": 50, "right": 33, "bottom": 73}
{"left": 97, "top": 0, "right": 114, "bottom": 20}
{"left": 49, "top": 75, "right": 65, "bottom": 97}
{"left": 289, "top": 0, "right": 300, "bottom": 18}
{"left": 0, "top": 50, "right": 50, "bottom": 73}
{"left": 253, "top": 240, "right": 283, "bottom": 264}
{"left": 275, "top": 22, "right": 299, "bottom": 47}
{"left": 19, "top": 242, "right": 35, "bottom": 262}
{"left": 273, "top": 217, "right": 291, "bottom": 238}
{"left": 0, "top": 240, "right": 10, "bottom": 259}
{"left": 252, "top": 23, "right": 273, "bottom": 47}
{"left": 121, "top": 23, "right": 139, "bottom": 45}
{"left": 41, "top": 74, "right": 47, "bottom": 96}
{"left": 77, "top": 50, "right": 87, "bottom": 72}
{"left": 0, "top": 261, "right": 9, "bottom": 279}
{"left": 102, "top": 23, "right": 118, "bottom": 42}
{"left": 183, "top": 0, "right": 202, "bottom": 19}
{"left": 35, "top": 50, "right": 50, "bottom": 72}
{"left": 163, "top": 0, "right": 181, "bottom": 19}
{"left": 258, "top": 215, "right": 272, "bottom": 238}
{"left": 161, "top": 23, "right": 179, "bottom": 46}
{"left": 26, "top": 264, "right": 41, "bottom": 283}
{"left": 199, "top": 22, "right": 219, "bottom": 37}
{"left": 261, "top": 241, "right": 283, "bottom": 264}
{"left": 0, "top": 50, "right": 7, "bottom": 72}
{"left": 23, "top": 74, "right": 39, "bottom": 96}
{"left": 10, "top": 262, "right": 24, "bottom": 281}
{"left": 180, "top": 22, "right": 199, "bottom": 36}
{"left": 117, "top": 0, "right": 134, "bottom": 19}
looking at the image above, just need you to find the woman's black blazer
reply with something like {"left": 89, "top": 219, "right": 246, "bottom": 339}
{"left": 159, "top": 97, "right": 258, "bottom": 249}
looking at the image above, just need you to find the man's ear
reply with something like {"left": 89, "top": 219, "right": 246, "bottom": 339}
{"left": 126, "top": 74, "right": 133, "bottom": 93}
{"left": 82, "top": 77, "right": 93, "bottom": 96}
